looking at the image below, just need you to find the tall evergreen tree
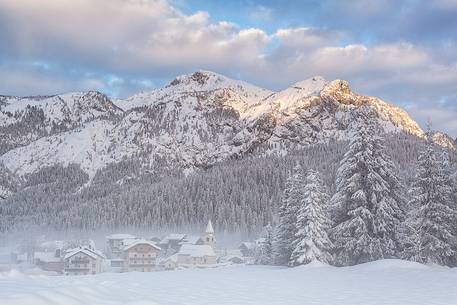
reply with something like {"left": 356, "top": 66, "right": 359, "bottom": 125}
{"left": 404, "top": 135, "right": 457, "bottom": 266}
{"left": 331, "top": 109, "right": 405, "bottom": 266}
{"left": 274, "top": 164, "right": 305, "bottom": 265}
{"left": 290, "top": 170, "right": 333, "bottom": 266}
{"left": 255, "top": 224, "right": 274, "bottom": 265}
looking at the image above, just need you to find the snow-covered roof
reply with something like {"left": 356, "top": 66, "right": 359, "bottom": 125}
{"left": 64, "top": 247, "right": 106, "bottom": 260}
{"left": 161, "top": 253, "right": 179, "bottom": 263}
{"left": 182, "top": 235, "right": 202, "bottom": 245}
{"left": 205, "top": 220, "right": 214, "bottom": 234}
{"left": 123, "top": 239, "right": 161, "bottom": 251}
{"left": 160, "top": 234, "right": 187, "bottom": 244}
{"left": 178, "top": 244, "right": 216, "bottom": 257}
{"left": 34, "top": 251, "right": 61, "bottom": 263}
{"left": 106, "top": 234, "right": 137, "bottom": 240}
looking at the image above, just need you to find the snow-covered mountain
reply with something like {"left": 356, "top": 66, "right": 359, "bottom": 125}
{"left": 0, "top": 71, "right": 447, "bottom": 192}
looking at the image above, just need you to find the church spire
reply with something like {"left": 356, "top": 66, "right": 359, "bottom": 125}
{"left": 206, "top": 220, "right": 214, "bottom": 234}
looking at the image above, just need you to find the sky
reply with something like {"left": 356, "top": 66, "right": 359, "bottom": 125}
{"left": 0, "top": 0, "right": 456, "bottom": 137}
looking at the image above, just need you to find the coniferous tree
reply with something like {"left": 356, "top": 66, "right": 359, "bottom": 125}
{"left": 255, "top": 224, "right": 274, "bottom": 265}
{"left": 274, "top": 164, "right": 305, "bottom": 265}
{"left": 290, "top": 169, "right": 333, "bottom": 266}
{"left": 331, "top": 109, "right": 405, "bottom": 266}
{"left": 404, "top": 135, "right": 457, "bottom": 266}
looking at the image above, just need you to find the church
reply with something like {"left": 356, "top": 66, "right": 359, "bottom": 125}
{"left": 161, "top": 220, "right": 217, "bottom": 268}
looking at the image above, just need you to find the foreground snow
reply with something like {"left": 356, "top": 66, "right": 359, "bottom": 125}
{"left": 1, "top": 260, "right": 456, "bottom": 305}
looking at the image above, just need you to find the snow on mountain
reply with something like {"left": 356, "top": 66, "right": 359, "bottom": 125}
{"left": 265, "top": 76, "right": 329, "bottom": 111}
{"left": 115, "top": 71, "right": 273, "bottom": 112}
{"left": 0, "top": 71, "right": 445, "bottom": 189}
{"left": 431, "top": 131, "right": 457, "bottom": 149}
{"left": 0, "top": 91, "right": 123, "bottom": 154}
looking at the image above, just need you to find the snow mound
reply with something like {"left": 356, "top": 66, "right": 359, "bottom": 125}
{"left": 356, "top": 259, "right": 430, "bottom": 270}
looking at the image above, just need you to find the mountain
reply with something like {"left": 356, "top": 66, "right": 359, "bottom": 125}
{"left": 1, "top": 71, "right": 456, "bottom": 232}
{"left": 0, "top": 71, "right": 440, "bottom": 181}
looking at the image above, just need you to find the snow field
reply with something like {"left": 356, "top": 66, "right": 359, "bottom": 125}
{"left": 1, "top": 260, "right": 456, "bottom": 305}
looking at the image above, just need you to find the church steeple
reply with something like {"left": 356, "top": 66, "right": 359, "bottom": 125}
{"left": 202, "top": 220, "right": 216, "bottom": 249}
{"left": 206, "top": 220, "right": 214, "bottom": 234}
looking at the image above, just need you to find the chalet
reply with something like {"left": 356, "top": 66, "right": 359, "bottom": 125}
{"left": 123, "top": 240, "right": 161, "bottom": 272}
{"left": 176, "top": 244, "right": 217, "bottom": 266}
{"left": 64, "top": 247, "right": 105, "bottom": 275}
{"left": 34, "top": 250, "right": 64, "bottom": 273}
{"left": 159, "top": 253, "right": 178, "bottom": 270}
{"left": 158, "top": 233, "right": 187, "bottom": 252}
{"left": 106, "top": 234, "right": 137, "bottom": 258}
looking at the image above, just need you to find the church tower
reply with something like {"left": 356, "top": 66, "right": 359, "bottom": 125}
{"left": 201, "top": 220, "right": 216, "bottom": 249}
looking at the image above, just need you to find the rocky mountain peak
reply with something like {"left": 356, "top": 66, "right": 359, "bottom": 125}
{"left": 320, "top": 79, "right": 361, "bottom": 105}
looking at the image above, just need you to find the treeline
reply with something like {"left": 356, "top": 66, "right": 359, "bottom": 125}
{"left": 255, "top": 112, "right": 457, "bottom": 267}
{"left": 0, "top": 128, "right": 455, "bottom": 239}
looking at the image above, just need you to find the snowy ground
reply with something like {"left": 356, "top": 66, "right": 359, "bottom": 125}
{"left": 1, "top": 260, "right": 456, "bottom": 305}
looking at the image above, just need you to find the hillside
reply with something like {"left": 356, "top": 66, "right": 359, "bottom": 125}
{"left": 0, "top": 71, "right": 455, "bottom": 232}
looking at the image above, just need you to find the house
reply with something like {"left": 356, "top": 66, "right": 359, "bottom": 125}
{"left": 123, "top": 239, "right": 161, "bottom": 272}
{"left": 64, "top": 247, "right": 106, "bottom": 275}
{"left": 109, "top": 258, "right": 125, "bottom": 273}
{"left": 159, "top": 253, "right": 178, "bottom": 270}
{"left": 34, "top": 250, "right": 64, "bottom": 273}
{"left": 106, "top": 234, "right": 137, "bottom": 258}
{"left": 158, "top": 233, "right": 187, "bottom": 253}
{"left": 176, "top": 244, "right": 217, "bottom": 266}
{"left": 239, "top": 242, "right": 256, "bottom": 257}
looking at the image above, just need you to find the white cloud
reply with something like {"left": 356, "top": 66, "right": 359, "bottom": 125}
{"left": 249, "top": 5, "right": 273, "bottom": 22}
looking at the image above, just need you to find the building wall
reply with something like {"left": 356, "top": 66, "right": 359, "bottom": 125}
{"left": 64, "top": 253, "right": 103, "bottom": 275}
{"left": 177, "top": 255, "right": 216, "bottom": 265}
{"left": 124, "top": 244, "right": 160, "bottom": 272}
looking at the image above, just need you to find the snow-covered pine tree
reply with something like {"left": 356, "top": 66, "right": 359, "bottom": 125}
{"left": 290, "top": 169, "right": 333, "bottom": 266}
{"left": 274, "top": 164, "right": 305, "bottom": 265}
{"left": 331, "top": 109, "right": 405, "bottom": 266}
{"left": 404, "top": 136, "right": 457, "bottom": 266}
{"left": 255, "top": 224, "right": 274, "bottom": 265}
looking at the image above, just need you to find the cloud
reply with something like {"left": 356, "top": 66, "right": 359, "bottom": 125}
{"left": 0, "top": 0, "right": 456, "bottom": 136}
{"left": 249, "top": 5, "right": 273, "bottom": 22}
{"left": 0, "top": 0, "right": 269, "bottom": 75}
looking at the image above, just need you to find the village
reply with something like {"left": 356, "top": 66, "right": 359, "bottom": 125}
{"left": 0, "top": 221, "right": 263, "bottom": 275}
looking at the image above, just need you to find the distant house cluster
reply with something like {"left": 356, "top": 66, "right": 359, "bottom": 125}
{"left": 106, "top": 220, "right": 218, "bottom": 272}
{"left": 0, "top": 220, "right": 265, "bottom": 275}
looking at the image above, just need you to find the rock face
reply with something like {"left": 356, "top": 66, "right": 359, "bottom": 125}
{"left": 0, "top": 71, "right": 433, "bottom": 190}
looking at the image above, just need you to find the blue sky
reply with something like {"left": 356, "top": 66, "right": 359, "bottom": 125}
{"left": 0, "top": 0, "right": 456, "bottom": 136}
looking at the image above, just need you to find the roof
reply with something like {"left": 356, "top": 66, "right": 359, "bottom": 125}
{"left": 182, "top": 235, "right": 202, "bottom": 245}
{"left": 206, "top": 220, "right": 214, "bottom": 234}
{"left": 123, "top": 239, "right": 161, "bottom": 251}
{"left": 64, "top": 247, "right": 106, "bottom": 260}
{"left": 161, "top": 253, "right": 179, "bottom": 263}
{"left": 34, "top": 251, "right": 61, "bottom": 263}
{"left": 160, "top": 234, "right": 187, "bottom": 244}
{"left": 178, "top": 244, "right": 216, "bottom": 257}
{"left": 106, "top": 233, "right": 136, "bottom": 240}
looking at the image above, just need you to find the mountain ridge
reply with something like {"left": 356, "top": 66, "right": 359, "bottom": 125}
{"left": 0, "top": 71, "right": 455, "bottom": 195}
